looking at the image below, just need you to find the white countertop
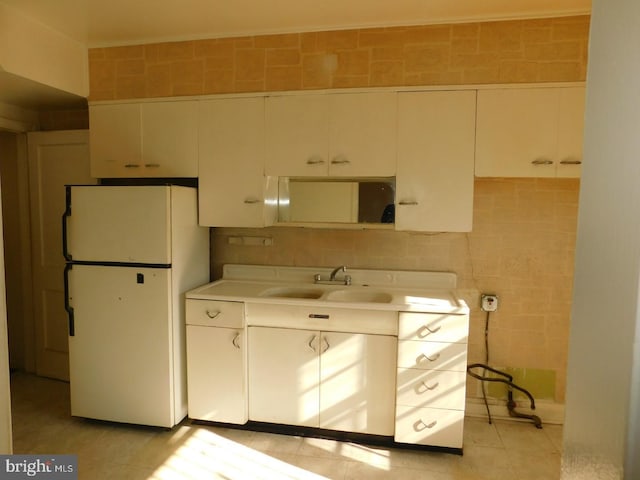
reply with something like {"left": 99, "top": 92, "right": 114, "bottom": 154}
{"left": 186, "top": 278, "right": 469, "bottom": 315}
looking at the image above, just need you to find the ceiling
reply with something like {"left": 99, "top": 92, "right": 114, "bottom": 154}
{"left": 2, "top": 0, "right": 590, "bottom": 48}
{"left": 0, "top": 0, "right": 591, "bottom": 113}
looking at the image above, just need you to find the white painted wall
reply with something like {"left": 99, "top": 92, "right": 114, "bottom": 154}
{"left": 0, "top": 177, "right": 12, "bottom": 453}
{"left": 0, "top": 3, "right": 88, "bottom": 98}
{"left": 562, "top": 1, "right": 640, "bottom": 479}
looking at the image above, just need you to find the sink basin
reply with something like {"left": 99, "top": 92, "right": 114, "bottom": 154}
{"left": 259, "top": 286, "right": 325, "bottom": 299}
{"left": 325, "top": 289, "right": 393, "bottom": 303}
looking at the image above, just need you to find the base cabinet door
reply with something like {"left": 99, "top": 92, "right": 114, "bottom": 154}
{"left": 186, "top": 325, "right": 247, "bottom": 424}
{"left": 319, "top": 332, "right": 396, "bottom": 435}
{"left": 248, "top": 327, "right": 320, "bottom": 427}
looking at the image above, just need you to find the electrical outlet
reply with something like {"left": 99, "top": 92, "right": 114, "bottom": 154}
{"left": 481, "top": 294, "right": 498, "bottom": 312}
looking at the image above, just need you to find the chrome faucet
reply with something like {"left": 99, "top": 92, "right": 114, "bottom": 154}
{"left": 314, "top": 265, "right": 352, "bottom": 285}
{"left": 329, "top": 265, "right": 346, "bottom": 281}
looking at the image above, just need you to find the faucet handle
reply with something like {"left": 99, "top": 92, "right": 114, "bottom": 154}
{"left": 344, "top": 275, "right": 352, "bottom": 286}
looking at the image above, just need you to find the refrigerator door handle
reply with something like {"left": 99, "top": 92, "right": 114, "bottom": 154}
{"left": 64, "top": 263, "right": 75, "bottom": 336}
{"left": 62, "top": 186, "right": 72, "bottom": 261}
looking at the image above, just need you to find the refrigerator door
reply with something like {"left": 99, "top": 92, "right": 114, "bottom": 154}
{"left": 66, "top": 185, "right": 171, "bottom": 264}
{"left": 68, "top": 264, "right": 176, "bottom": 427}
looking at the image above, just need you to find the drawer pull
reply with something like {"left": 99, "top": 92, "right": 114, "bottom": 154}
{"left": 232, "top": 332, "right": 241, "bottom": 349}
{"left": 309, "top": 314, "right": 329, "bottom": 319}
{"left": 417, "top": 324, "right": 441, "bottom": 337}
{"left": 417, "top": 381, "right": 440, "bottom": 393}
{"left": 206, "top": 310, "right": 221, "bottom": 319}
{"left": 418, "top": 352, "right": 441, "bottom": 363}
{"left": 415, "top": 419, "right": 438, "bottom": 431}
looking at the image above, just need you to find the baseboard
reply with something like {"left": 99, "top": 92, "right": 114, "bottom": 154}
{"left": 465, "top": 397, "right": 565, "bottom": 425}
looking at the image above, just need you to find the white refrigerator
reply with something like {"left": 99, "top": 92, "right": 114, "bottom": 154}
{"left": 63, "top": 185, "right": 209, "bottom": 428}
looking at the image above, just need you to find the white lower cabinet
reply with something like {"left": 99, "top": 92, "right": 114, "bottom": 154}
{"left": 395, "top": 312, "right": 469, "bottom": 448}
{"left": 185, "top": 300, "right": 247, "bottom": 424}
{"left": 248, "top": 326, "right": 397, "bottom": 435}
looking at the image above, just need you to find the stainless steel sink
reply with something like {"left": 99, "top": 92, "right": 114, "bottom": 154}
{"left": 324, "top": 289, "right": 393, "bottom": 303}
{"left": 259, "top": 286, "right": 325, "bottom": 299}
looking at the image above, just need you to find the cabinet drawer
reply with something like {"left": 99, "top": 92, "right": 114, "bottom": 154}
{"left": 395, "top": 405, "right": 464, "bottom": 448}
{"left": 397, "top": 341, "right": 467, "bottom": 371}
{"left": 186, "top": 299, "right": 244, "bottom": 327}
{"left": 398, "top": 312, "right": 468, "bottom": 343}
{"left": 396, "top": 368, "right": 467, "bottom": 410}
{"left": 245, "top": 302, "right": 397, "bottom": 335}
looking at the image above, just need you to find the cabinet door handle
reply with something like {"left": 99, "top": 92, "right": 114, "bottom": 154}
{"left": 559, "top": 158, "right": 582, "bottom": 165}
{"left": 124, "top": 163, "right": 140, "bottom": 168}
{"left": 308, "top": 334, "right": 318, "bottom": 352}
{"left": 206, "top": 310, "right": 221, "bottom": 319}
{"left": 144, "top": 163, "right": 160, "bottom": 168}
{"left": 330, "top": 156, "right": 350, "bottom": 165}
{"left": 418, "top": 381, "right": 440, "bottom": 392}
{"left": 418, "top": 352, "right": 441, "bottom": 363}
{"left": 232, "top": 332, "right": 241, "bottom": 349}
{"left": 306, "top": 156, "right": 326, "bottom": 166}
{"left": 415, "top": 419, "right": 438, "bottom": 431}
{"left": 321, "top": 336, "right": 330, "bottom": 353}
{"left": 398, "top": 200, "right": 419, "bottom": 206}
{"left": 417, "top": 324, "right": 441, "bottom": 337}
{"left": 531, "top": 158, "right": 553, "bottom": 165}
{"left": 244, "top": 198, "right": 263, "bottom": 204}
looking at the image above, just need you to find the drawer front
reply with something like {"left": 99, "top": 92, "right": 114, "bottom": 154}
{"left": 396, "top": 368, "right": 467, "bottom": 410}
{"left": 399, "top": 312, "right": 469, "bottom": 343}
{"left": 395, "top": 405, "right": 464, "bottom": 448}
{"left": 245, "top": 302, "right": 398, "bottom": 336}
{"left": 186, "top": 299, "right": 244, "bottom": 327}
{"left": 397, "top": 340, "right": 468, "bottom": 371}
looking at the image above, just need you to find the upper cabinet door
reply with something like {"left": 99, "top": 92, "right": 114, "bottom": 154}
{"left": 396, "top": 90, "right": 476, "bottom": 233}
{"left": 265, "top": 92, "right": 397, "bottom": 177}
{"left": 198, "top": 97, "right": 276, "bottom": 227}
{"left": 265, "top": 95, "right": 329, "bottom": 177}
{"left": 328, "top": 92, "right": 397, "bottom": 177}
{"left": 90, "top": 103, "right": 142, "bottom": 178}
{"left": 475, "top": 86, "right": 585, "bottom": 178}
{"left": 141, "top": 101, "right": 198, "bottom": 177}
{"left": 89, "top": 101, "right": 198, "bottom": 178}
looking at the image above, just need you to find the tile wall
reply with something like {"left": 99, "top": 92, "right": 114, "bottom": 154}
{"left": 88, "top": 15, "right": 590, "bottom": 406}
{"left": 88, "top": 16, "right": 589, "bottom": 100}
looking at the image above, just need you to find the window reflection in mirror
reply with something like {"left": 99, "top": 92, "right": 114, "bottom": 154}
{"left": 277, "top": 177, "right": 395, "bottom": 224}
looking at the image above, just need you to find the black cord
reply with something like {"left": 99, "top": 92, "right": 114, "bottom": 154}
{"left": 480, "top": 310, "right": 492, "bottom": 424}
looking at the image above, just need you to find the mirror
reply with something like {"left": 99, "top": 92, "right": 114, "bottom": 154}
{"left": 277, "top": 177, "right": 395, "bottom": 225}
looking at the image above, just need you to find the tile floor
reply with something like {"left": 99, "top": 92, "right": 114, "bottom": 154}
{"left": 9, "top": 372, "right": 563, "bottom": 479}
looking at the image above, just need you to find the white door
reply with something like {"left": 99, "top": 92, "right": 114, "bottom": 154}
{"left": 67, "top": 185, "right": 171, "bottom": 264}
{"left": 186, "top": 325, "right": 246, "bottom": 423}
{"left": 328, "top": 92, "right": 397, "bottom": 177}
{"left": 67, "top": 264, "right": 174, "bottom": 427}
{"left": 248, "top": 326, "right": 320, "bottom": 427}
{"left": 265, "top": 95, "right": 329, "bottom": 176}
{"left": 319, "top": 332, "right": 397, "bottom": 435}
{"left": 198, "top": 97, "right": 270, "bottom": 227}
{"left": 28, "top": 130, "right": 94, "bottom": 380}
{"left": 396, "top": 90, "right": 476, "bottom": 232}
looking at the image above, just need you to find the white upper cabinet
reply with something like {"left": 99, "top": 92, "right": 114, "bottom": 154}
{"left": 265, "top": 92, "right": 397, "bottom": 177}
{"left": 475, "top": 86, "right": 585, "bottom": 178}
{"left": 198, "top": 97, "right": 276, "bottom": 227}
{"left": 89, "top": 101, "right": 198, "bottom": 178}
{"left": 395, "top": 90, "right": 476, "bottom": 232}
